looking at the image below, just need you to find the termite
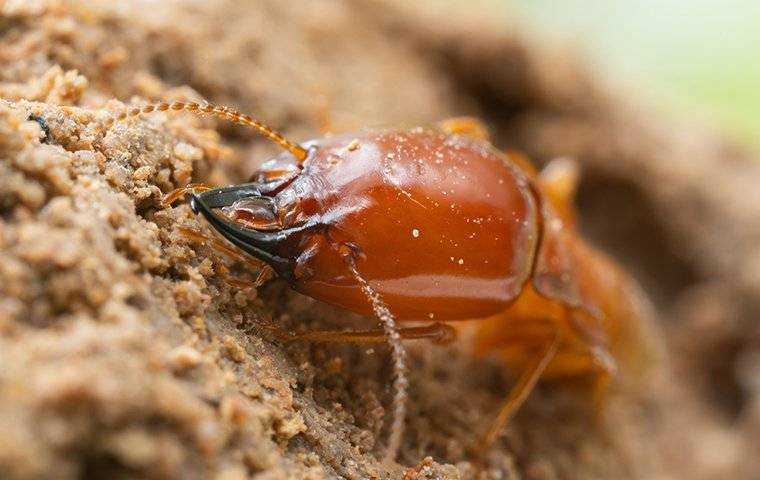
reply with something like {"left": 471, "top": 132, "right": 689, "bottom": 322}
{"left": 104, "top": 101, "right": 654, "bottom": 467}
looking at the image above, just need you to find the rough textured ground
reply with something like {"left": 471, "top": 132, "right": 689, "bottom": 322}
{"left": 1, "top": 1, "right": 759, "bottom": 479}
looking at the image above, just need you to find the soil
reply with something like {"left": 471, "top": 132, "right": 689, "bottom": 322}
{"left": 1, "top": 1, "right": 758, "bottom": 479}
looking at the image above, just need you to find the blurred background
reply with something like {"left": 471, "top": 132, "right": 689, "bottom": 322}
{"left": 497, "top": 0, "right": 760, "bottom": 150}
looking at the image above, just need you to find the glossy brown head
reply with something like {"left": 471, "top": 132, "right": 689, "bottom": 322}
{"left": 193, "top": 128, "right": 542, "bottom": 321}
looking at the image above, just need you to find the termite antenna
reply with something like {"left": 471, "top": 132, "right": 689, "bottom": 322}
{"left": 101, "top": 101, "right": 308, "bottom": 162}
{"left": 342, "top": 250, "right": 408, "bottom": 464}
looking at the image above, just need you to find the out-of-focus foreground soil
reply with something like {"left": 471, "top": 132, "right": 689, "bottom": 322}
{"left": 1, "top": 1, "right": 759, "bottom": 479}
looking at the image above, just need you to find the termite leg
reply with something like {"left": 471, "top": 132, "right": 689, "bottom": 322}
{"left": 539, "top": 157, "right": 580, "bottom": 203}
{"left": 504, "top": 149, "right": 539, "bottom": 178}
{"left": 538, "top": 157, "right": 581, "bottom": 225}
{"left": 438, "top": 116, "right": 491, "bottom": 141}
{"left": 173, "top": 226, "right": 273, "bottom": 288}
{"left": 225, "top": 277, "right": 260, "bottom": 290}
{"left": 225, "top": 266, "right": 273, "bottom": 290}
{"left": 162, "top": 184, "right": 212, "bottom": 208}
{"left": 254, "top": 321, "right": 456, "bottom": 345}
{"left": 477, "top": 332, "right": 561, "bottom": 455}
{"left": 589, "top": 345, "right": 616, "bottom": 416}
{"left": 222, "top": 265, "right": 273, "bottom": 290}
{"left": 174, "top": 227, "right": 258, "bottom": 267}
{"left": 253, "top": 265, "right": 275, "bottom": 287}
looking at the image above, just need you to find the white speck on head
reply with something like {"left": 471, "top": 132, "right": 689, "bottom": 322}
{"left": 412, "top": 228, "right": 420, "bottom": 238}
{"left": 428, "top": 313, "right": 435, "bottom": 319}
{"left": 458, "top": 258, "right": 464, "bottom": 265}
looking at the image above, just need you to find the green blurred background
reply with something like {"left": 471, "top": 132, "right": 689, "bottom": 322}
{"left": 494, "top": 1, "right": 760, "bottom": 149}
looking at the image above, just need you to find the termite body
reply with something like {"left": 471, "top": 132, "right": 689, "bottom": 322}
{"left": 228, "top": 122, "right": 648, "bottom": 379}
{"left": 114, "top": 102, "right": 653, "bottom": 465}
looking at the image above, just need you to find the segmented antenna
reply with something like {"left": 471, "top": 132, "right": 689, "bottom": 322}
{"left": 342, "top": 250, "right": 408, "bottom": 463}
{"left": 102, "top": 101, "right": 308, "bottom": 161}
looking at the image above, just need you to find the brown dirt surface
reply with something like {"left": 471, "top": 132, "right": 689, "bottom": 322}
{"left": 1, "top": 1, "right": 759, "bottom": 479}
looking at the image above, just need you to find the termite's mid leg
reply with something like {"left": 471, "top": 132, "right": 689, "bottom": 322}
{"left": 438, "top": 116, "right": 491, "bottom": 141}
{"left": 254, "top": 320, "right": 456, "bottom": 345}
{"left": 476, "top": 332, "right": 561, "bottom": 461}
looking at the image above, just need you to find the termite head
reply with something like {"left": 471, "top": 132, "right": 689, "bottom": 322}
{"left": 144, "top": 102, "right": 377, "bottom": 293}
{"left": 187, "top": 145, "right": 330, "bottom": 283}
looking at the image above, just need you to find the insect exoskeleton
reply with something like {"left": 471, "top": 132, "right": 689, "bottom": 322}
{"left": 106, "top": 103, "right": 654, "bottom": 467}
